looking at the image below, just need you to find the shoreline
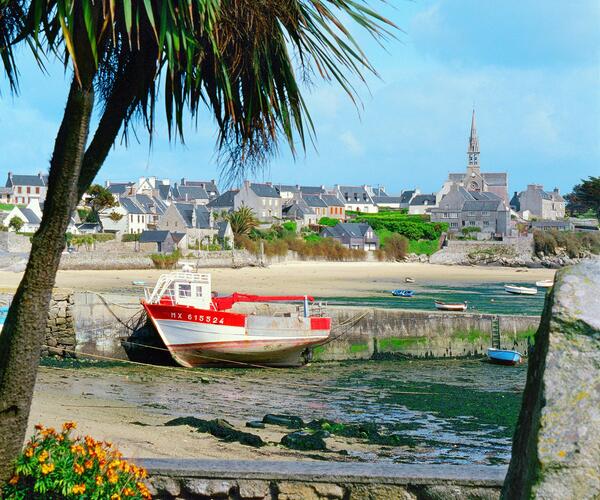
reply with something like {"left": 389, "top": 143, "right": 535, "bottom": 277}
{"left": 0, "top": 261, "right": 555, "bottom": 297}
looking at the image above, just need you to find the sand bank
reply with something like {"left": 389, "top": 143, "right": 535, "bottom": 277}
{"left": 1, "top": 262, "right": 555, "bottom": 297}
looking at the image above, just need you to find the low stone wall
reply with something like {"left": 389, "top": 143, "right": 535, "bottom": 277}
{"left": 430, "top": 237, "right": 535, "bottom": 267}
{"left": 232, "top": 303, "right": 540, "bottom": 361}
{"left": 141, "top": 459, "right": 505, "bottom": 500}
{"left": 0, "top": 231, "right": 31, "bottom": 253}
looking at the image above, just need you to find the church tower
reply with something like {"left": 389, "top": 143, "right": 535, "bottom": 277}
{"left": 467, "top": 109, "right": 480, "bottom": 173}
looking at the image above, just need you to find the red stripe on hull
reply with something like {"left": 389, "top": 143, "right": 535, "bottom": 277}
{"left": 168, "top": 336, "right": 328, "bottom": 351}
{"left": 310, "top": 317, "right": 331, "bottom": 330}
{"left": 144, "top": 302, "right": 246, "bottom": 327}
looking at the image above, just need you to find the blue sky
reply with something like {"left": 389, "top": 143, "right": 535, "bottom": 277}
{"left": 0, "top": 0, "right": 598, "bottom": 195}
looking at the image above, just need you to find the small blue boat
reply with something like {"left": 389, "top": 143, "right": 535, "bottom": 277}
{"left": 392, "top": 289, "right": 414, "bottom": 298}
{"left": 487, "top": 348, "right": 522, "bottom": 366}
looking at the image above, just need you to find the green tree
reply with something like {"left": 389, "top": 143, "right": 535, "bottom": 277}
{"left": 228, "top": 206, "right": 259, "bottom": 237}
{"left": 85, "top": 184, "right": 116, "bottom": 212}
{"left": 0, "top": 0, "right": 393, "bottom": 483}
{"left": 7, "top": 217, "right": 23, "bottom": 232}
{"left": 565, "top": 176, "right": 600, "bottom": 217}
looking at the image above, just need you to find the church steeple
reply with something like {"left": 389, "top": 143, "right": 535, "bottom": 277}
{"left": 467, "top": 109, "right": 480, "bottom": 171}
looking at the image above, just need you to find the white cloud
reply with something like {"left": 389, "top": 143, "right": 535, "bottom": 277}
{"left": 339, "top": 131, "right": 365, "bottom": 156}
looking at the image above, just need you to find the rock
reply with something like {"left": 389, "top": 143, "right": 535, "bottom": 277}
{"left": 184, "top": 479, "right": 234, "bottom": 497}
{"left": 238, "top": 480, "right": 270, "bottom": 499}
{"left": 246, "top": 420, "right": 266, "bottom": 429}
{"left": 420, "top": 485, "right": 499, "bottom": 500}
{"left": 281, "top": 431, "right": 327, "bottom": 451}
{"left": 502, "top": 259, "right": 600, "bottom": 499}
{"left": 262, "top": 414, "right": 305, "bottom": 429}
{"left": 147, "top": 476, "right": 181, "bottom": 497}
{"left": 347, "top": 484, "right": 416, "bottom": 500}
{"left": 277, "top": 482, "right": 319, "bottom": 500}
{"left": 312, "top": 483, "right": 345, "bottom": 498}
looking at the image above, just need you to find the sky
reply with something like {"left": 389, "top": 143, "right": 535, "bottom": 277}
{"left": 0, "top": 0, "right": 598, "bottom": 195}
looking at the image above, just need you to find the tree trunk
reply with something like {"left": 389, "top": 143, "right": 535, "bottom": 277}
{"left": 0, "top": 76, "right": 94, "bottom": 482}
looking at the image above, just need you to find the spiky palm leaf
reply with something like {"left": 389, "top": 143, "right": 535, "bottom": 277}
{"left": 24, "top": 0, "right": 394, "bottom": 175}
{"left": 228, "top": 206, "right": 259, "bottom": 236}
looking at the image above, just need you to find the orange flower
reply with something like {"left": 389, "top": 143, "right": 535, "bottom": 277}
{"left": 41, "top": 427, "right": 56, "bottom": 438}
{"left": 24, "top": 447, "right": 34, "bottom": 458}
{"left": 34, "top": 424, "right": 44, "bottom": 431}
{"left": 72, "top": 483, "right": 86, "bottom": 495}
{"left": 110, "top": 495, "right": 121, "bottom": 500}
{"left": 8, "top": 475, "right": 19, "bottom": 485}
{"left": 73, "top": 463, "right": 84, "bottom": 475}
{"left": 95, "top": 475, "right": 103, "bottom": 486}
{"left": 41, "top": 463, "right": 55, "bottom": 475}
{"left": 37, "top": 450, "right": 49, "bottom": 463}
{"left": 62, "top": 421, "right": 77, "bottom": 432}
{"left": 71, "top": 444, "right": 86, "bottom": 455}
{"left": 56, "top": 434, "right": 65, "bottom": 442}
{"left": 123, "top": 487, "right": 136, "bottom": 497}
{"left": 107, "top": 471, "right": 119, "bottom": 484}
{"left": 84, "top": 458, "right": 94, "bottom": 469}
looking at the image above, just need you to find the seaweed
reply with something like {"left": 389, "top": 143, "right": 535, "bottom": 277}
{"left": 165, "top": 417, "right": 265, "bottom": 448}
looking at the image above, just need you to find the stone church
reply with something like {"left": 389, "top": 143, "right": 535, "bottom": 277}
{"left": 439, "top": 110, "right": 509, "bottom": 204}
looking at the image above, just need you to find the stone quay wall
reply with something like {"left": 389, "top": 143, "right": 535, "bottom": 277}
{"left": 0, "top": 231, "right": 32, "bottom": 253}
{"left": 44, "top": 289, "right": 76, "bottom": 357}
{"left": 141, "top": 459, "right": 505, "bottom": 500}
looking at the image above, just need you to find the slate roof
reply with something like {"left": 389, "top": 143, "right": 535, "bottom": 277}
{"left": 119, "top": 197, "right": 144, "bottom": 215}
{"left": 410, "top": 194, "right": 437, "bottom": 206}
{"left": 282, "top": 199, "right": 316, "bottom": 218}
{"left": 337, "top": 186, "right": 374, "bottom": 204}
{"left": 181, "top": 179, "right": 219, "bottom": 195}
{"left": 462, "top": 191, "right": 503, "bottom": 211}
{"left": 174, "top": 203, "right": 212, "bottom": 229}
{"left": 135, "top": 194, "right": 167, "bottom": 214}
{"left": 139, "top": 230, "right": 171, "bottom": 243}
{"left": 76, "top": 222, "right": 101, "bottom": 231}
{"left": 300, "top": 186, "right": 326, "bottom": 195}
{"left": 303, "top": 195, "right": 328, "bottom": 208}
{"left": 157, "top": 184, "right": 172, "bottom": 200}
{"left": 400, "top": 190, "right": 415, "bottom": 204}
{"left": 6, "top": 174, "right": 46, "bottom": 187}
{"left": 173, "top": 185, "right": 210, "bottom": 202}
{"left": 321, "top": 194, "right": 345, "bottom": 207}
{"left": 207, "top": 190, "right": 238, "bottom": 208}
{"left": 216, "top": 221, "right": 230, "bottom": 239}
{"left": 107, "top": 183, "right": 133, "bottom": 195}
{"left": 171, "top": 232, "right": 186, "bottom": 243}
{"left": 374, "top": 196, "right": 402, "bottom": 204}
{"left": 20, "top": 207, "right": 41, "bottom": 224}
{"left": 371, "top": 187, "right": 388, "bottom": 197}
{"left": 482, "top": 173, "right": 507, "bottom": 186}
{"left": 250, "top": 183, "right": 280, "bottom": 198}
{"left": 322, "top": 222, "right": 375, "bottom": 240}
{"left": 510, "top": 192, "right": 520, "bottom": 211}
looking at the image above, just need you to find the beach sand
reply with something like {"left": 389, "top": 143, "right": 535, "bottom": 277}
{"left": 0, "top": 261, "right": 555, "bottom": 296}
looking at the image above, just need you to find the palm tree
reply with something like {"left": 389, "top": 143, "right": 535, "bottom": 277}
{"left": 0, "top": 0, "right": 394, "bottom": 481}
{"left": 228, "top": 206, "right": 260, "bottom": 238}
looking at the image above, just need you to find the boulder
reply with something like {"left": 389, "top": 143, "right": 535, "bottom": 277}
{"left": 502, "top": 259, "right": 600, "bottom": 499}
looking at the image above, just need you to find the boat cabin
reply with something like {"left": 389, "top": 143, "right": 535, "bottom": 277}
{"left": 145, "top": 272, "right": 213, "bottom": 309}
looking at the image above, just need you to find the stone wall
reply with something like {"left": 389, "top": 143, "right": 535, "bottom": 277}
{"left": 42, "top": 289, "right": 76, "bottom": 357}
{"left": 140, "top": 459, "right": 505, "bottom": 500}
{"left": 430, "top": 237, "right": 535, "bottom": 267}
{"left": 0, "top": 231, "right": 32, "bottom": 253}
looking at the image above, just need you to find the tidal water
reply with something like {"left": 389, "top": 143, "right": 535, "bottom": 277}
{"left": 45, "top": 358, "right": 527, "bottom": 465}
{"left": 320, "top": 282, "right": 547, "bottom": 316}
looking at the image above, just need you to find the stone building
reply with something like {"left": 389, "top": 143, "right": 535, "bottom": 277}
{"left": 320, "top": 222, "right": 379, "bottom": 250}
{"left": 510, "top": 184, "right": 566, "bottom": 221}
{"left": 234, "top": 181, "right": 282, "bottom": 223}
{"left": 3, "top": 172, "right": 48, "bottom": 204}
{"left": 439, "top": 110, "right": 509, "bottom": 205}
{"left": 430, "top": 185, "right": 510, "bottom": 238}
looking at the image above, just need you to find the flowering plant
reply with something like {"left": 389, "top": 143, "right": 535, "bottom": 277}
{"left": 2, "top": 422, "right": 151, "bottom": 499}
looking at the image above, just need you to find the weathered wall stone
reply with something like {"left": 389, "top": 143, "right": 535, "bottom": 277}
{"left": 502, "top": 258, "right": 600, "bottom": 499}
{"left": 41, "top": 288, "right": 76, "bottom": 358}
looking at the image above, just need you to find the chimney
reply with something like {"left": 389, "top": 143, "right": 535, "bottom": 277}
{"left": 243, "top": 180, "right": 251, "bottom": 190}
{"left": 553, "top": 187, "right": 560, "bottom": 194}
{"left": 181, "top": 177, "right": 186, "bottom": 186}
{"left": 191, "top": 207, "right": 197, "bottom": 228}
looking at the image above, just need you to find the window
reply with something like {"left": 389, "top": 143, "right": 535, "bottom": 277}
{"left": 450, "top": 222, "right": 458, "bottom": 228}
{"left": 262, "top": 199, "right": 266, "bottom": 206}
{"left": 269, "top": 199, "right": 272, "bottom": 206}
{"left": 482, "top": 211, "right": 490, "bottom": 217}
{"left": 483, "top": 220, "right": 490, "bottom": 227}
{"left": 36, "top": 187, "right": 40, "bottom": 194}
{"left": 195, "top": 286, "right": 203, "bottom": 297}
{"left": 26, "top": 187, "right": 31, "bottom": 194}
{"left": 178, "top": 284, "right": 192, "bottom": 297}
{"left": 17, "top": 187, "right": 22, "bottom": 193}
{"left": 469, "top": 221, "right": 476, "bottom": 226}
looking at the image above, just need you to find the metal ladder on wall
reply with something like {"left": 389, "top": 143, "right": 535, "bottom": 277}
{"left": 491, "top": 315, "right": 501, "bottom": 349}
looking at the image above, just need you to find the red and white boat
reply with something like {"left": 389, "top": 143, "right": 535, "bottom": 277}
{"left": 141, "top": 271, "right": 331, "bottom": 367}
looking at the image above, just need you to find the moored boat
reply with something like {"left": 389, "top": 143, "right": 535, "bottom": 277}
{"left": 141, "top": 271, "right": 331, "bottom": 368}
{"left": 504, "top": 284, "right": 538, "bottom": 295}
{"left": 405, "top": 277, "right": 415, "bottom": 283}
{"left": 392, "top": 289, "right": 414, "bottom": 297}
{"left": 434, "top": 300, "right": 467, "bottom": 312}
{"left": 535, "top": 279, "right": 553, "bottom": 288}
{"left": 487, "top": 348, "right": 522, "bottom": 366}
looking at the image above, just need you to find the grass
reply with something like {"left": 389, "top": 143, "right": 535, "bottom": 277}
{"left": 452, "top": 329, "right": 488, "bottom": 343}
{"left": 0, "top": 203, "right": 18, "bottom": 211}
{"left": 378, "top": 336, "right": 427, "bottom": 351}
{"left": 349, "top": 343, "right": 370, "bottom": 353}
{"left": 376, "top": 228, "right": 440, "bottom": 256}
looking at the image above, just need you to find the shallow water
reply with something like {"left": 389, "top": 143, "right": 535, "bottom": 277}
{"left": 321, "top": 281, "right": 547, "bottom": 316}
{"left": 44, "top": 358, "right": 526, "bottom": 465}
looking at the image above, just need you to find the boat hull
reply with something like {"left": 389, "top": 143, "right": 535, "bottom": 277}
{"left": 143, "top": 303, "right": 330, "bottom": 367}
{"left": 487, "top": 348, "right": 522, "bottom": 366}
{"left": 504, "top": 285, "right": 537, "bottom": 295}
{"left": 434, "top": 301, "right": 467, "bottom": 311}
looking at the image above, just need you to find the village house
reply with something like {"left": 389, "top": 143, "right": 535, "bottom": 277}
{"left": 333, "top": 185, "right": 379, "bottom": 213}
{"left": 320, "top": 222, "right": 379, "bottom": 250}
{"left": 157, "top": 202, "right": 231, "bottom": 245}
{"left": 282, "top": 198, "right": 318, "bottom": 227}
{"left": 179, "top": 178, "right": 220, "bottom": 199}
{"left": 3, "top": 172, "right": 48, "bottom": 204}
{"left": 408, "top": 194, "right": 438, "bottom": 215}
{"left": 275, "top": 184, "right": 327, "bottom": 200}
{"left": 510, "top": 184, "right": 566, "bottom": 221}
{"left": 138, "top": 230, "right": 183, "bottom": 253}
{"left": 303, "top": 194, "right": 346, "bottom": 221}
{"left": 206, "top": 189, "right": 238, "bottom": 214}
{"left": 373, "top": 194, "right": 404, "bottom": 210}
{"left": 2, "top": 203, "right": 42, "bottom": 232}
{"left": 430, "top": 185, "right": 510, "bottom": 238}
{"left": 234, "top": 181, "right": 282, "bottom": 223}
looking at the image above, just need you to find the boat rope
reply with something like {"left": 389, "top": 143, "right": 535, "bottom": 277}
{"left": 43, "top": 345, "right": 432, "bottom": 396}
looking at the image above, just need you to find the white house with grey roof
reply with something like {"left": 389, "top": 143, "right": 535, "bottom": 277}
{"left": 334, "top": 185, "right": 379, "bottom": 213}
{"left": 320, "top": 222, "right": 379, "bottom": 250}
{"left": 430, "top": 185, "right": 510, "bottom": 238}
{"left": 408, "top": 194, "right": 438, "bottom": 215}
{"left": 234, "top": 181, "right": 282, "bottom": 223}
{"left": 3, "top": 172, "right": 48, "bottom": 205}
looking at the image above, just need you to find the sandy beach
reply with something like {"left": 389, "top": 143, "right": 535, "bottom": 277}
{"left": 0, "top": 261, "right": 555, "bottom": 296}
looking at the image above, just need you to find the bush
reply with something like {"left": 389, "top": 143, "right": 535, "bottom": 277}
{"left": 352, "top": 212, "right": 447, "bottom": 240}
{"left": 382, "top": 234, "right": 408, "bottom": 261}
{"left": 2, "top": 422, "right": 151, "bottom": 499}
{"left": 533, "top": 229, "right": 600, "bottom": 258}
{"left": 150, "top": 249, "right": 181, "bottom": 269}
{"left": 92, "top": 233, "right": 116, "bottom": 242}
{"left": 122, "top": 233, "right": 141, "bottom": 242}
{"left": 282, "top": 221, "right": 297, "bottom": 233}
{"left": 318, "top": 217, "right": 339, "bottom": 227}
